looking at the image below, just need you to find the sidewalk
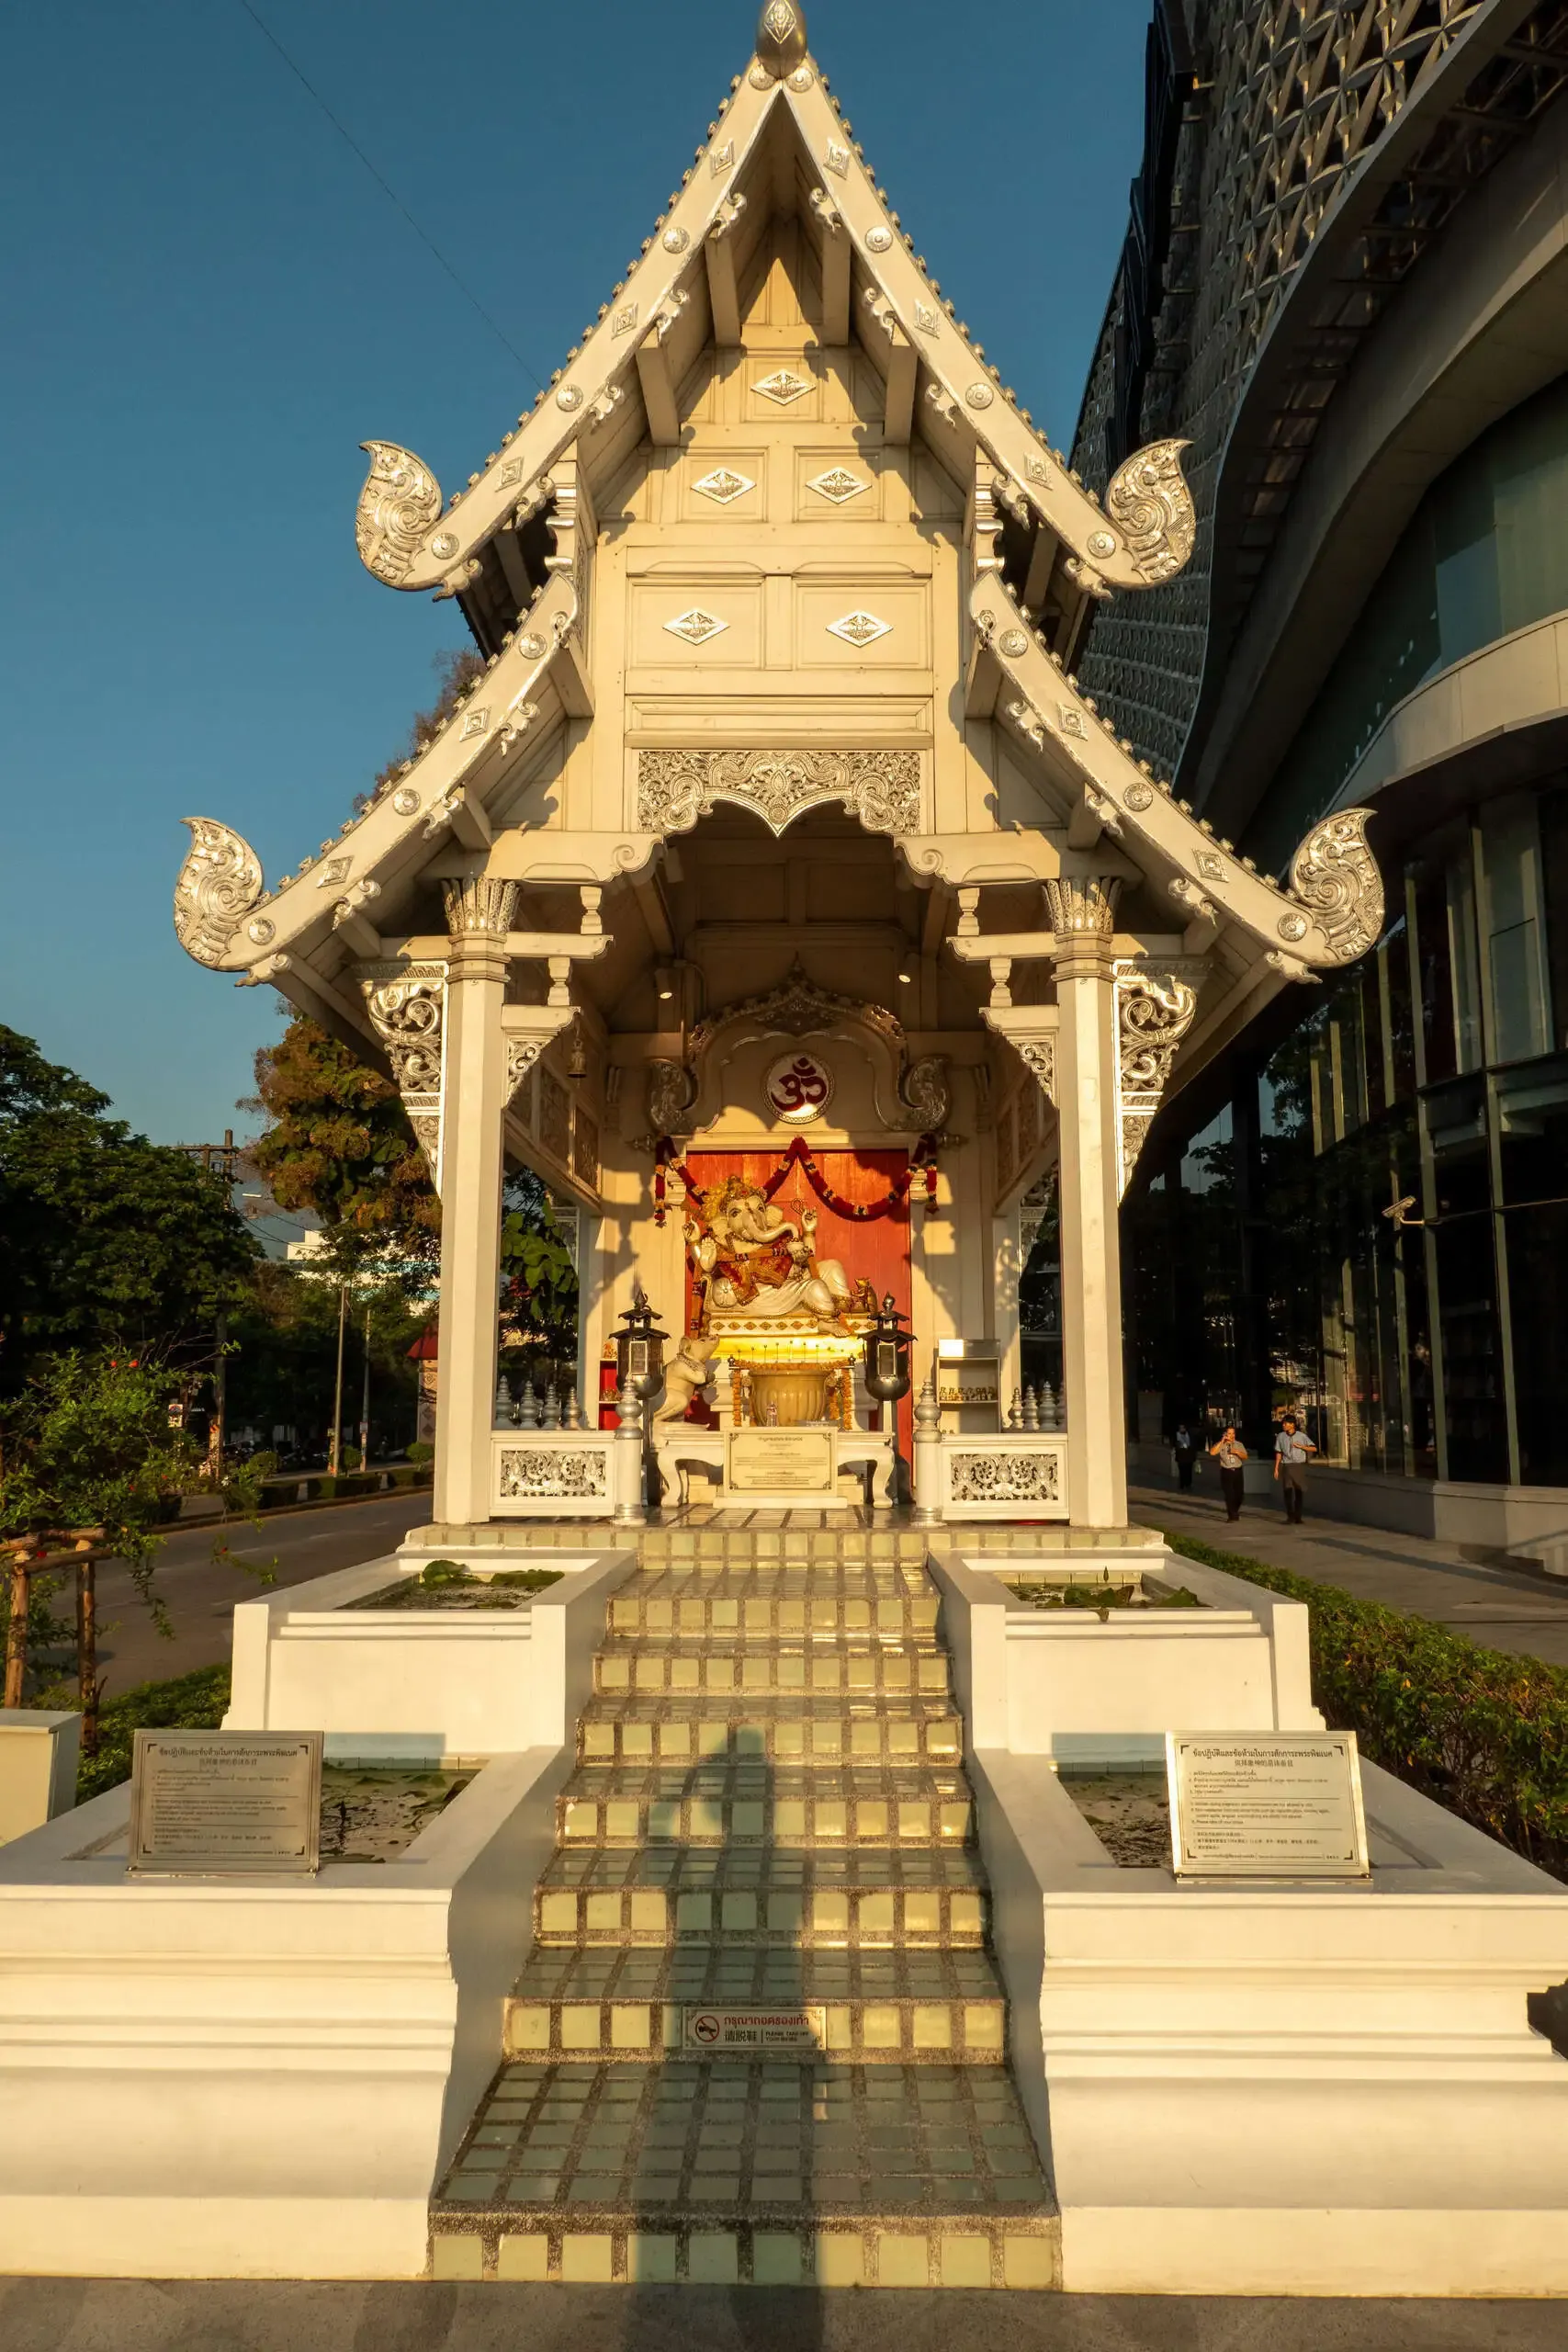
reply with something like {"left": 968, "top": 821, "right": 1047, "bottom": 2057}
{"left": 0, "top": 2277, "right": 1562, "bottom": 2350}
{"left": 1131, "top": 1468, "right": 1568, "bottom": 1670}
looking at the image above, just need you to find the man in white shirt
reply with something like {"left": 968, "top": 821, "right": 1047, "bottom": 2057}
{"left": 1273, "top": 1415, "right": 1316, "bottom": 1523}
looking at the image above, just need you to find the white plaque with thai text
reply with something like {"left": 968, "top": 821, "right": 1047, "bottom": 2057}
{"left": 129, "top": 1730, "right": 323, "bottom": 1876}
{"left": 1166, "top": 1731, "right": 1370, "bottom": 1878}
{"left": 726, "top": 1427, "right": 837, "bottom": 1497}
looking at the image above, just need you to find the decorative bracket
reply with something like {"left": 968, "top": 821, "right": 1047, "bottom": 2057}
{"left": 1112, "top": 957, "right": 1205, "bottom": 1197}
{"left": 361, "top": 962, "right": 446, "bottom": 1190}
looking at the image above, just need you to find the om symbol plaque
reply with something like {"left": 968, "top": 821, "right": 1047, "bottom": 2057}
{"left": 764, "top": 1051, "right": 833, "bottom": 1125}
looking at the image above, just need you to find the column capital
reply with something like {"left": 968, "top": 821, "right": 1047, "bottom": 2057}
{"left": 443, "top": 876, "right": 518, "bottom": 944}
{"left": 1045, "top": 876, "right": 1121, "bottom": 978}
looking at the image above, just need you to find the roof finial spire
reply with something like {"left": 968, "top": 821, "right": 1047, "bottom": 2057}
{"left": 756, "top": 0, "right": 807, "bottom": 79}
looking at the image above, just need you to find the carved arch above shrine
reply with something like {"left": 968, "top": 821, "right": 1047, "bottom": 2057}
{"left": 647, "top": 961, "right": 949, "bottom": 1139}
{"left": 636, "top": 749, "right": 922, "bottom": 839}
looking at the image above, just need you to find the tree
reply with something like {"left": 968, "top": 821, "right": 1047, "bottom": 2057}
{"left": 0, "top": 1352, "right": 201, "bottom": 1720}
{"left": 248, "top": 648, "right": 580, "bottom": 1414}
{"left": 500, "top": 1171, "right": 580, "bottom": 1386}
{"left": 245, "top": 1015, "right": 439, "bottom": 1272}
{"left": 355, "top": 646, "right": 486, "bottom": 816}
{"left": 0, "top": 1352, "right": 194, "bottom": 1591}
{"left": 0, "top": 1027, "right": 257, "bottom": 1398}
{"left": 224, "top": 1258, "right": 424, "bottom": 1461}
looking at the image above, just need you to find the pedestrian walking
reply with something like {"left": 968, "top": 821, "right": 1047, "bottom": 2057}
{"left": 1208, "top": 1425, "right": 1247, "bottom": 1521}
{"left": 1171, "top": 1422, "right": 1197, "bottom": 1491}
{"left": 1274, "top": 1413, "right": 1316, "bottom": 1523}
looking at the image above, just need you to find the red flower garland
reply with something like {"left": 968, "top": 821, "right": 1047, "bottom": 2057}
{"left": 656, "top": 1133, "right": 936, "bottom": 1225}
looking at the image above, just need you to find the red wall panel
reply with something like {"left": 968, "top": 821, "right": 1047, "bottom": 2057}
{"left": 682, "top": 1148, "right": 913, "bottom": 1461}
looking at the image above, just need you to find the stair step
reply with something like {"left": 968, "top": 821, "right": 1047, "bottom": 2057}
{"left": 578, "top": 1697, "right": 962, "bottom": 1767}
{"left": 558, "top": 1766, "right": 972, "bottom": 1848}
{"left": 533, "top": 1846, "right": 988, "bottom": 1944}
{"left": 430, "top": 2060, "right": 1057, "bottom": 2285}
{"left": 504, "top": 1945, "right": 1005, "bottom": 2062}
{"left": 596, "top": 1642, "right": 949, "bottom": 1695}
{"left": 608, "top": 1590, "right": 941, "bottom": 1639}
{"left": 504, "top": 1996, "right": 1005, "bottom": 2065}
{"left": 430, "top": 1532, "right": 1062, "bottom": 2285}
{"left": 637, "top": 1531, "right": 931, "bottom": 1566}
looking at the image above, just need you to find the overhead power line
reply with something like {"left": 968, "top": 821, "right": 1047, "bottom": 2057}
{"left": 233, "top": 0, "right": 544, "bottom": 389}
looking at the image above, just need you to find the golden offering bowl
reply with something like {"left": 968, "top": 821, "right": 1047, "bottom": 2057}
{"left": 746, "top": 1363, "right": 831, "bottom": 1427}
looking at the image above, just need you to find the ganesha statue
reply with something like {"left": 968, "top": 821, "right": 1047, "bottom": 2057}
{"left": 685, "top": 1174, "right": 853, "bottom": 1331}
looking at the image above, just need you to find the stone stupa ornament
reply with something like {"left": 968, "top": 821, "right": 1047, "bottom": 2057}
{"left": 755, "top": 0, "right": 808, "bottom": 79}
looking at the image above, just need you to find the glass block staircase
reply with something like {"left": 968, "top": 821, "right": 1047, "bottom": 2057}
{"left": 428, "top": 1524, "right": 1060, "bottom": 2288}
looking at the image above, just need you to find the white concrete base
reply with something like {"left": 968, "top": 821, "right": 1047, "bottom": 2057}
{"left": 970, "top": 1745, "right": 1568, "bottom": 2297}
{"left": 227, "top": 1546, "right": 636, "bottom": 1756}
{"left": 0, "top": 2195, "right": 427, "bottom": 2283}
{"left": 929, "top": 1541, "right": 1321, "bottom": 1760}
{"left": 1061, "top": 2208, "right": 1568, "bottom": 2299}
{"left": 0, "top": 1746, "right": 570, "bottom": 2279}
{"left": 0, "top": 1711, "right": 79, "bottom": 1845}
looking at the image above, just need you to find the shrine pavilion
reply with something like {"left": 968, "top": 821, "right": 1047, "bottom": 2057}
{"left": 7, "top": 0, "right": 1547, "bottom": 2303}
{"left": 174, "top": 0, "right": 1380, "bottom": 1538}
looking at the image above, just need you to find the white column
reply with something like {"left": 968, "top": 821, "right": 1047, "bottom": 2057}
{"left": 1048, "top": 877, "right": 1129, "bottom": 1531}
{"left": 433, "top": 877, "right": 514, "bottom": 1527}
{"left": 913, "top": 1363, "right": 942, "bottom": 1526}
{"left": 615, "top": 1383, "right": 646, "bottom": 1526}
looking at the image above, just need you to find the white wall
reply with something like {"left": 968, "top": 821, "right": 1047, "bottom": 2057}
{"left": 0, "top": 1748, "right": 570, "bottom": 2278}
{"left": 227, "top": 1547, "right": 635, "bottom": 1758}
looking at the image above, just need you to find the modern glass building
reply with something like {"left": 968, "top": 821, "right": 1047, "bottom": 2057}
{"left": 1074, "top": 0, "right": 1568, "bottom": 1553}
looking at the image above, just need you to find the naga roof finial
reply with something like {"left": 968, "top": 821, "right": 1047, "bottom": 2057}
{"left": 756, "top": 0, "right": 807, "bottom": 78}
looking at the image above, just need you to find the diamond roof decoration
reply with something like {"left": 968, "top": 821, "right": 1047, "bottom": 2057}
{"left": 807, "top": 467, "right": 869, "bottom": 505}
{"left": 664, "top": 609, "right": 728, "bottom": 646}
{"left": 693, "top": 467, "right": 755, "bottom": 506}
{"left": 827, "top": 611, "right": 892, "bottom": 648}
{"left": 754, "top": 368, "right": 812, "bottom": 406}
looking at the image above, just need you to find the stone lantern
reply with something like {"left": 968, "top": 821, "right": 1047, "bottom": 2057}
{"left": 863, "top": 1294, "right": 912, "bottom": 1411}
{"left": 615, "top": 1285, "right": 668, "bottom": 1408}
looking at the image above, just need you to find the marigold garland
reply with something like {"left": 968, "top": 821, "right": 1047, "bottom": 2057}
{"left": 653, "top": 1133, "right": 937, "bottom": 1226}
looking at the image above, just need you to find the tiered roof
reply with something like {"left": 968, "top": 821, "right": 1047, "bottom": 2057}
{"left": 173, "top": 2, "right": 1383, "bottom": 1091}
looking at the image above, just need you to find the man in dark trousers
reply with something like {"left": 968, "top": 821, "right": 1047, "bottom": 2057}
{"left": 1274, "top": 1414, "right": 1317, "bottom": 1523}
{"left": 1172, "top": 1422, "right": 1197, "bottom": 1491}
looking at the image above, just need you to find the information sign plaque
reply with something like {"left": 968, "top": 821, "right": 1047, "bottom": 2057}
{"left": 1166, "top": 1731, "right": 1371, "bottom": 1879}
{"left": 684, "top": 2007, "right": 825, "bottom": 2052}
{"left": 726, "top": 1428, "right": 836, "bottom": 1497}
{"left": 129, "top": 1730, "right": 323, "bottom": 1877}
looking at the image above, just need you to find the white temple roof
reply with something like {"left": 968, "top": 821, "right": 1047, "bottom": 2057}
{"left": 173, "top": 3, "right": 1385, "bottom": 1109}
{"left": 352, "top": 5, "right": 1196, "bottom": 623}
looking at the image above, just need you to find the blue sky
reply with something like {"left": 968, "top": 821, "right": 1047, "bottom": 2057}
{"left": 0, "top": 0, "right": 1145, "bottom": 1145}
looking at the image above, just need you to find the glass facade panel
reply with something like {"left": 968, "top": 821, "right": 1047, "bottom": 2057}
{"left": 1479, "top": 795, "right": 1551, "bottom": 1064}
{"left": 1122, "top": 375, "right": 1568, "bottom": 1498}
{"left": 1122, "top": 831, "right": 1562, "bottom": 1493}
{"left": 1540, "top": 786, "right": 1568, "bottom": 1050}
{"left": 1249, "top": 375, "right": 1568, "bottom": 869}
{"left": 1505, "top": 1204, "right": 1568, "bottom": 1486}
{"left": 1447, "top": 848, "right": 1484, "bottom": 1074}
{"left": 1412, "top": 860, "right": 1457, "bottom": 1084}
{"left": 1432, "top": 1215, "right": 1508, "bottom": 1483}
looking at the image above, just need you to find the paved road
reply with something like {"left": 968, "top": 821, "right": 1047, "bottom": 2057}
{"left": 0, "top": 2281, "right": 1562, "bottom": 2350}
{"left": 86, "top": 1490, "right": 433, "bottom": 1696}
{"left": 1132, "top": 1475, "right": 1568, "bottom": 1668}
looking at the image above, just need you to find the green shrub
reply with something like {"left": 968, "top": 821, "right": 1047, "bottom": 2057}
{"left": 1167, "top": 1532, "right": 1568, "bottom": 1883}
{"left": 76, "top": 1663, "right": 231, "bottom": 1804}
